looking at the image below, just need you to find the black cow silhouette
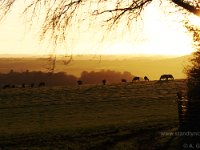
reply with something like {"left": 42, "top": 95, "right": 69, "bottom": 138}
{"left": 22, "top": 83, "right": 25, "bottom": 88}
{"left": 121, "top": 79, "right": 127, "bottom": 83}
{"left": 144, "top": 76, "right": 149, "bottom": 81}
{"left": 30, "top": 83, "right": 34, "bottom": 88}
{"left": 77, "top": 80, "right": 83, "bottom": 85}
{"left": 102, "top": 79, "right": 106, "bottom": 85}
{"left": 3, "top": 84, "right": 10, "bottom": 89}
{"left": 160, "top": 74, "right": 174, "bottom": 81}
{"left": 38, "top": 82, "right": 45, "bottom": 87}
{"left": 132, "top": 77, "right": 140, "bottom": 82}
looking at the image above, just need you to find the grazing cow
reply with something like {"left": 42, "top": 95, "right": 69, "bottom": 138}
{"left": 30, "top": 83, "right": 34, "bottom": 88}
{"left": 22, "top": 83, "right": 25, "bottom": 88}
{"left": 102, "top": 79, "right": 106, "bottom": 85}
{"left": 159, "top": 74, "right": 174, "bottom": 81}
{"left": 77, "top": 80, "right": 83, "bottom": 85}
{"left": 121, "top": 79, "right": 127, "bottom": 83}
{"left": 38, "top": 82, "right": 45, "bottom": 87}
{"left": 3, "top": 84, "right": 10, "bottom": 89}
{"left": 132, "top": 77, "right": 140, "bottom": 82}
{"left": 144, "top": 76, "right": 149, "bottom": 81}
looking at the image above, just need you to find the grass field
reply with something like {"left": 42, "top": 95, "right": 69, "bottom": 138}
{"left": 0, "top": 80, "right": 187, "bottom": 149}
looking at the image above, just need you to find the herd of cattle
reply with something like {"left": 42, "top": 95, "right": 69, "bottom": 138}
{"left": 77, "top": 74, "right": 174, "bottom": 85}
{"left": 1, "top": 74, "right": 174, "bottom": 89}
{"left": 1, "top": 82, "right": 46, "bottom": 89}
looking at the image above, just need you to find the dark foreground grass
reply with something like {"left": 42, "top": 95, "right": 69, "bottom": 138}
{"left": 0, "top": 124, "right": 180, "bottom": 150}
{"left": 0, "top": 80, "right": 186, "bottom": 149}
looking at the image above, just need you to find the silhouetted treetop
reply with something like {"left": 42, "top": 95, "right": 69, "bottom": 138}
{"left": 0, "top": 71, "right": 77, "bottom": 86}
{"left": 185, "top": 23, "right": 200, "bottom": 98}
{"left": 80, "top": 70, "right": 133, "bottom": 84}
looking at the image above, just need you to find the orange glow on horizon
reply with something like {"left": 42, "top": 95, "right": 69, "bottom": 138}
{"left": 0, "top": 1, "right": 198, "bottom": 57}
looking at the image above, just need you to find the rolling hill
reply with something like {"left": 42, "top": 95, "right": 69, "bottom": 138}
{"left": 0, "top": 54, "right": 192, "bottom": 80}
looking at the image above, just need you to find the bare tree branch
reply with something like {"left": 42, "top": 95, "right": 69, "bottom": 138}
{"left": 0, "top": 0, "right": 199, "bottom": 72}
{"left": 172, "top": 0, "right": 200, "bottom": 17}
{"left": 0, "top": 0, "right": 199, "bottom": 44}
{"left": 0, "top": 0, "right": 16, "bottom": 21}
{"left": 93, "top": 0, "right": 151, "bottom": 27}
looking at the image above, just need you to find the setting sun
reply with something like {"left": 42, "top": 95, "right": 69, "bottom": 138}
{"left": 0, "top": 1, "right": 197, "bottom": 56}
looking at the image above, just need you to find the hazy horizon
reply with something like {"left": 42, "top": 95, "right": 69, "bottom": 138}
{"left": 0, "top": 53, "right": 192, "bottom": 59}
{"left": 0, "top": 55, "right": 191, "bottom": 80}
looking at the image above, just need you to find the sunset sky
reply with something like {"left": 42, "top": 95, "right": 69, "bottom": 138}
{"left": 0, "top": 1, "right": 199, "bottom": 56}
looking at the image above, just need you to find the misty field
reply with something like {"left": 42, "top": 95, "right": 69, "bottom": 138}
{"left": 0, "top": 80, "right": 186, "bottom": 149}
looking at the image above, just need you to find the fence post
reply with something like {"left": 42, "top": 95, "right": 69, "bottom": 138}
{"left": 177, "top": 91, "right": 188, "bottom": 131}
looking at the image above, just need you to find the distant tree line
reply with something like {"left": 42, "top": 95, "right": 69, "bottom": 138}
{"left": 80, "top": 70, "right": 133, "bottom": 84}
{"left": 0, "top": 70, "right": 77, "bottom": 87}
{"left": 0, "top": 70, "right": 134, "bottom": 87}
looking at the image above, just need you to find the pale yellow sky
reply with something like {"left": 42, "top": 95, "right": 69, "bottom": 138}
{"left": 0, "top": 1, "right": 198, "bottom": 56}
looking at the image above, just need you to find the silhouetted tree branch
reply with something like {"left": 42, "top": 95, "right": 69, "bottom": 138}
{"left": 172, "top": 0, "right": 200, "bottom": 17}
{"left": 0, "top": 0, "right": 199, "bottom": 73}
{"left": 185, "top": 23, "right": 200, "bottom": 98}
{"left": 0, "top": 0, "right": 199, "bottom": 44}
